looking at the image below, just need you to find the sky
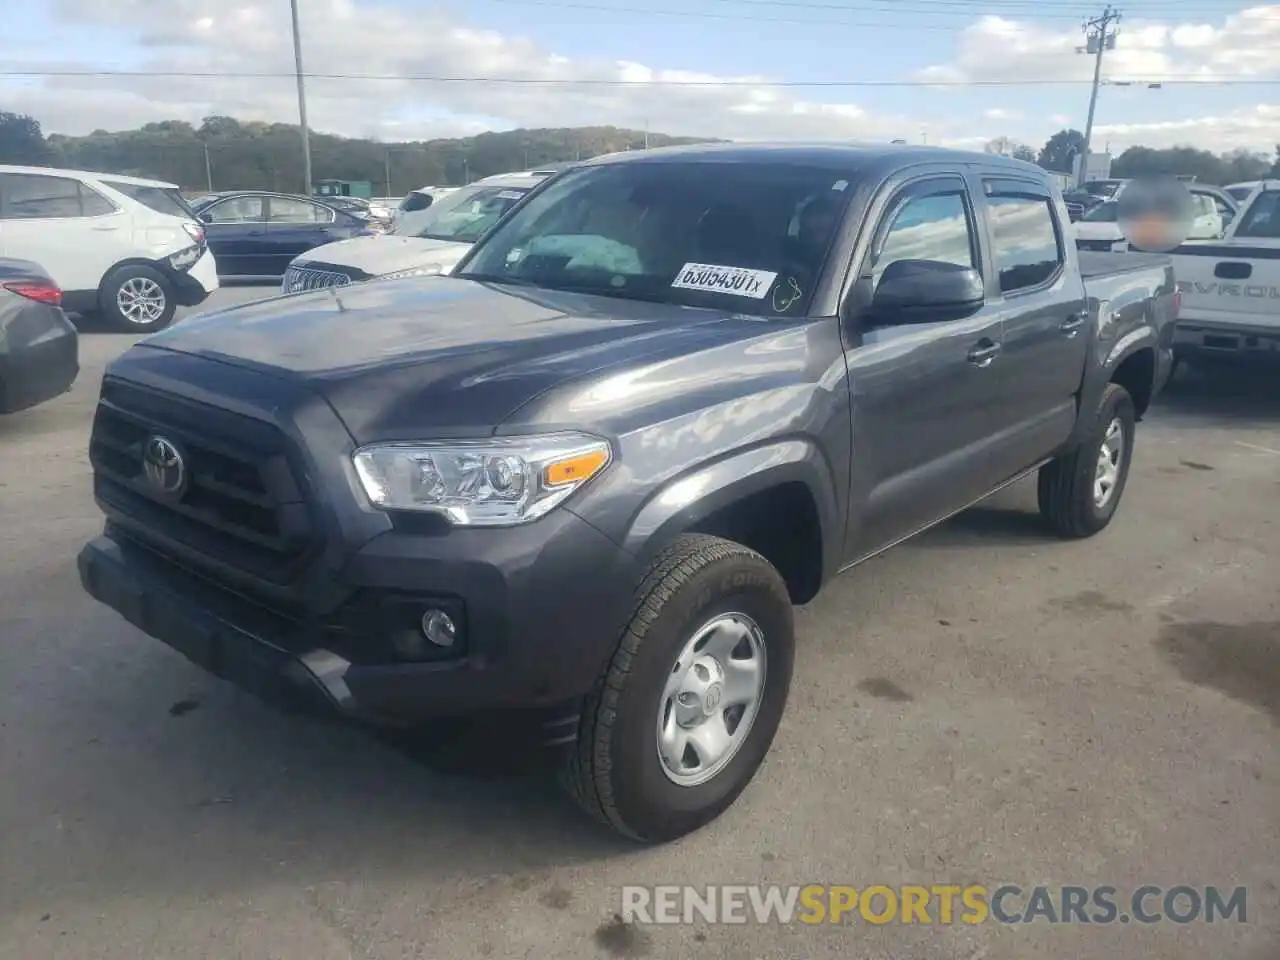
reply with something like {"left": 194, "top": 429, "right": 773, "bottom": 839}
{"left": 2, "top": 0, "right": 1279, "bottom": 157}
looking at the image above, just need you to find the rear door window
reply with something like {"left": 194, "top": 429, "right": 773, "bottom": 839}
{"left": 983, "top": 186, "right": 1063, "bottom": 294}
{"left": 204, "top": 196, "right": 266, "bottom": 223}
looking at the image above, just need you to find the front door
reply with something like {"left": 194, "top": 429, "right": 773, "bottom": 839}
{"left": 201, "top": 195, "right": 268, "bottom": 277}
{"left": 841, "top": 174, "right": 1012, "bottom": 560}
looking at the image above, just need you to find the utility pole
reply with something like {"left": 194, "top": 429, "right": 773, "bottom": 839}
{"left": 384, "top": 149, "right": 392, "bottom": 198}
{"left": 289, "top": 0, "right": 313, "bottom": 196}
{"left": 202, "top": 141, "right": 213, "bottom": 191}
{"left": 1078, "top": 5, "right": 1121, "bottom": 186}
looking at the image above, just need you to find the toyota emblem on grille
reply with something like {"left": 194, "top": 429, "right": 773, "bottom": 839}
{"left": 142, "top": 436, "right": 187, "bottom": 497}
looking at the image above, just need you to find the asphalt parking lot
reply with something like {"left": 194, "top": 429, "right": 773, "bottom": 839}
{"left": 1, "top": 285, "right": 1277, "bottom": 960}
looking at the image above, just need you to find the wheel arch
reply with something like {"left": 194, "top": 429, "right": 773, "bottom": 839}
{"left": 619, "top": 439, "right": 841, "bottom": 605}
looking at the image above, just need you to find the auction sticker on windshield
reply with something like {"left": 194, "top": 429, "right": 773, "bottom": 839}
{"left": 671, "top": 263, "right": 778, "bottom": 299}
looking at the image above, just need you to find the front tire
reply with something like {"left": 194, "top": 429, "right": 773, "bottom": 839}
{"left": 561, "top": 534, "right": 795, "bottom": 843}
{"left": 99, "top": 264, "right": 176, "bottom": 333}
{"left": 1037, "top": 382, "right": 1136, "bottom": 538}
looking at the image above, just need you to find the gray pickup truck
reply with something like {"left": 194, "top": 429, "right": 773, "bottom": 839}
{"left": 77, "top": 144, "right": 1178, "bottom": 843}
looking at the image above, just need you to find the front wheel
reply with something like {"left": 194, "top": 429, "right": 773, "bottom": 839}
{"left": 99, "top": 264, "right": 176, "bottom": 333}
{"left": 1037, "top": 382, "right": 1136, "bottom": 539}
{"left": 560, "top": 534, "right": 795, "bottom": 843}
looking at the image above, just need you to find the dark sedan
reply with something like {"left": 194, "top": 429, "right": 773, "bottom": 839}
{"left": 0, "top": 257, "right": 78, "bottom": 415}
{"left": 190, "top": 191, "right": 378, "bottom": 280}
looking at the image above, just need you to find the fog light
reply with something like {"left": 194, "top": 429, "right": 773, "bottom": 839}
{"left": 421, "top": 608, "right": 457, "bottom": 647}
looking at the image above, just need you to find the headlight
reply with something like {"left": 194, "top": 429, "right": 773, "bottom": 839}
{"left": 167, "top": 244, "right": 201, "bottom": 271}
{"left": 352, "top": 432, "right": 612, "bottom": 526}
{"left": 378, "top": 264, "right": 444, "bottom": 282}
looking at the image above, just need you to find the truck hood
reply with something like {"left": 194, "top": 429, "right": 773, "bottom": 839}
{"left": 295, "top": 234, "right": 472, "bottom": 277}
{"left": 137, "top": 275, "right": 778, "bottom": 441}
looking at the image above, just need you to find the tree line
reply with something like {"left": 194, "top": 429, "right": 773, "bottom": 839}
{"left": 0, "top": 111, "right": 709, "bottom": 195}
{"left": 990, "top": 128, "right": 1280, "bottom": 185}
{"left": 2, "top": 110, "right": 1277, "bottom": 195}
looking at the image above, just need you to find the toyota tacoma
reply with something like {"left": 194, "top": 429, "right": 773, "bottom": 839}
{"left": 77, "top": 144, "right": 1178, "bottom": 843}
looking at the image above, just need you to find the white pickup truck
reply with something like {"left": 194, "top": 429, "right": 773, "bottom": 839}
{"left": 1151, "top": 180, "right": 1280, "bottom": 366}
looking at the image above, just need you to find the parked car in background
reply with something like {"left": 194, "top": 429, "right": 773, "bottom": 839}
{"left": 191, "top": 190, "right": 378, "bottom": 281}
{"left": 390, "top": 185, "right": 455, "bottom": 236}
{"left": 1074, "top": 184, "right": 1237, "bottom": 251}
{"left": 1143, "top": 179, "right": 1280, "bottom": 368}
{"left": 0, "top": 164, "right": 217, "bottom": 332}
{"left": 1224, "top": 181, "right": 1261, "bottom": 203}
{"left": 0, "top": 257, "right": 78, "bottom": 414}
{"left": 281, "top": 172, "right": 548, "bottom": 293}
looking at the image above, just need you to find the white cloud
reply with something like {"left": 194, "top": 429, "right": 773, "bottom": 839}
{"left": 0, "top": 0, "right": 917, "bottom": 142}
{"left": 1, "top": 0, "right": 1277, "bottom": 156}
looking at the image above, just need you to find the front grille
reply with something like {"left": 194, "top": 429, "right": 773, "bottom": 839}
{"left": 1065, "top": 202, "right": 1085, "bottom": 221}
{"left": 89, "top": 379, "right": 317, "bottom": 584}
{"left": 282, "top": 263, "right": 353, "bottom": 294}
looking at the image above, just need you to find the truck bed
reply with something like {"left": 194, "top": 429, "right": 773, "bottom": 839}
{"left": 1077, "top": 249, "right": 1171, "bottom": 280}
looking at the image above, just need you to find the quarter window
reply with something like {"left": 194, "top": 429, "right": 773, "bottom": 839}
{"left": 986, "top": 194, "right": 1062, "bottom": 294}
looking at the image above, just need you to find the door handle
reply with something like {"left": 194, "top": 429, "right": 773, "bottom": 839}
{"left": 1061, "top": 312, "right": 1087, "bottom": 336}
{"left": 967, "top": 340, "right": 1001, "bottom": 367}
{"left": 90, "top": 224, "right": 119, "bottom": 231}
{"left": 1214, "top": 261, "right": 1251, "bottom": 280}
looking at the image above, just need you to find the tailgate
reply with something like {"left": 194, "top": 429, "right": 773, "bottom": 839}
{"left": 1169, "top": 242, "right": 1280, "bottom": 329}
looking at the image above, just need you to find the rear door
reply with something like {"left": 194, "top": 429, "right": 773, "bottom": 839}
{"left": 263, "top": 196, "right": 343, "bottom": 276}
{"left": 0, "top": 171, "right": 127, "bottom": 295}
{"left": 977, "top": 176, "right": 1087, "bottom": 470}
{"left": 842, "top": 172, "right": 1013, "bottom": 558}
{"left": 201, "top": 195, "right": 268, "bottom": 277}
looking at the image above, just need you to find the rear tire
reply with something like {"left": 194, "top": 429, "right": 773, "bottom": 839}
{"left": 99, "top": 264, "right": 176, "bottom": 333}
{"left": 560, "top": 533, "right": 795, "bottom": 843}
{"left": 1037, "top": 382, "right": 1136, "bottom": 539}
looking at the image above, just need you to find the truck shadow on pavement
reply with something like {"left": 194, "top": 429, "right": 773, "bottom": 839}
{"left": 1155, "top": 620, "right": 1280, "bottom": 726}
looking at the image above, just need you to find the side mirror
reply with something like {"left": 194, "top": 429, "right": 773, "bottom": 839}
{"left": 869, "top": 259, "right": 985, "bottom": 324}
{"left": 199, "top": 211, "right": 213, "bottom": 223}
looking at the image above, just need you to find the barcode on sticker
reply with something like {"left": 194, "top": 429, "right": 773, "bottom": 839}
{"left": 496, "top": 190, "right": 525, "bottom": 200}
{"left": 670, "top": 263, "right": 778, "bottom": 299}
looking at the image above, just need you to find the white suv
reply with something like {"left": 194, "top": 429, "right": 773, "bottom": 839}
{"left": 0, "top": 165, "right": 219, "bottom": 332}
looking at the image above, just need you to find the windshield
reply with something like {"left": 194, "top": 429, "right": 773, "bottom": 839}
{"left": 1081, "top": 202, "right": 1119, "bottom": 223}
{"left": 457, "top": 161, "right": 852, "bottom": 317}
{"left": 409, "top": 184, "right": 532, "bottom": 242}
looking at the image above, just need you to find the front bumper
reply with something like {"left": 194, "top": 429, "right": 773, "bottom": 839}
{"left": 169, "top": 248, "right": 219, "bottom": 307}
{"left": 0, "top": 310, "right": 78, "bottom": 414}
{"left": 78, "top": 504, "right": 634, "bottom": 730}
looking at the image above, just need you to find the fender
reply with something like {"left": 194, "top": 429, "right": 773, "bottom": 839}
{"left": 617, "top": 437, "right": 843, "bottom": 582}
{"left": 1067, "top": 293, "right": 1162, "bottom": 449}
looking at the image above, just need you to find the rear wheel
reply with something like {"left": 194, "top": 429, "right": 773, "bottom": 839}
{"left": 1037, "top": 382, "right": 1136, "bottom": 539}
{"left": 560, "top": 534, "right": 795, "bottom": 843}
{"left": 99, "top": 264, "right": 176, "bottom": 333}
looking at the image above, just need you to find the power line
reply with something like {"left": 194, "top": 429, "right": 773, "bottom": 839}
{"left": 488, "top": 0, "right": 1279, "bottom": 22}
{"left": 3, "top": 69, "right": 1277, "bottom": 86}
